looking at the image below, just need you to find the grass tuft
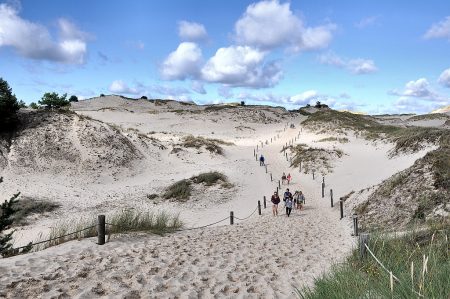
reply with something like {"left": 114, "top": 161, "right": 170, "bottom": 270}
{"left": 12, "top": 198, "right": 60, "bottom": 225}
{"left": 191, "top": 171, "right": 227, "bottom": 186}
{"left": 181, "top": 135, "right": 234, "bottom": 155}
{"left": 163, "top": 179, "right": 192, "bottom": 201}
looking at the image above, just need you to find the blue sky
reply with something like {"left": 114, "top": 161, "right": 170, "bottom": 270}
{"left": 1, "top": 0, "right": 450, "bottom": 114}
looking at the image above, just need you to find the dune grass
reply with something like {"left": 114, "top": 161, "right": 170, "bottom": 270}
{"left": 191, "top": 171, "right": 227, "bottom": 186}
{"left": 12, "top": 197, "right": 60, "bottom": 225}
{"left": 163, "top": 179, "right": 192, "bottom": 201}
{"left": 181, "top": 135, "right": 234, "bottom": 155}
{"left": 297, "top": 228, "right": 449, "bottom": 298}
{"left": 317, "top": 137, "right": 349, "bottom": 143}
{"left": 38, "top": 209, "right": 183, "bottom": 251}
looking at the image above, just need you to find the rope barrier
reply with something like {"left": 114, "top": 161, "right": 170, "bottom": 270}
{"left": 234, "top": 206, "right": 258, "bottom": 221}
{"left": 11, "top": 225, "right": 97, "bottom": 251}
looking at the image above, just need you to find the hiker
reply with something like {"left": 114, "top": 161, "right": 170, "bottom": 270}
{"left": 283, "top": 188, "right": 292, "bottom": 202}
{"left": 298, "top": 191, "right": 305, "bottom": 210}
{"left": 259, "top": 155, "right": 265, "bottom": 166}
{"left": 293, "top": 191, "right": 300, "bottom": 209}
{"left": 281, "top": 172, "right": 287, "bottom": 185}
{"left": 271, "top": 191, "right": 281, "bottom": 216}
{"left": 287, "top": 173, "right": 292, "bottom": 185}
{"left": 285, "top": 196, "right": 293, "bottom": 217}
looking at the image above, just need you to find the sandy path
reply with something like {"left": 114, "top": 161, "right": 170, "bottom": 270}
{"left": 0, "top": 124, "right": 354, "bottom": 298}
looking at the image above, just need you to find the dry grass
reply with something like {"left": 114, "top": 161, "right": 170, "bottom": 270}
{"left": 288, "top": 144, "right": 345, "bottom": 175}
{"left": 317, "top": 137, "right": 349, "bottom": 143}
{"left": 12, "top": 197, "right": 60, "bottom": 226}
{"left": 181, "top": 135, "right": 234, "bottom": 155}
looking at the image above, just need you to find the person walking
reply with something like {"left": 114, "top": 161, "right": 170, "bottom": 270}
{"left": 271, "top": 191, "right": 281, "bottom": 216}
{"left": 287, "top": 173, "right": 292, "bottom": 185}
{"left": 281, "top": 173, "right": 287, "bottom": 185}
{"left": 285, "top": 196, "right": 293, "bottom": 217}
{"left": 283, "top": 188, "right": 292, "bottom": 202}
{"left": 259, "top": 155, "right": 265, "bottom": 166}
{"left": 298, "top": 191, "right": 305, "bottom": 210}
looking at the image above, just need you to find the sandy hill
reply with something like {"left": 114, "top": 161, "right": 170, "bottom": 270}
{"left": 0, "top": 97, "right": 447, "bottom": 298}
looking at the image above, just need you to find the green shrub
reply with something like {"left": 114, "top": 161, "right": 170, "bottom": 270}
{"left": 163, "top": 179, "right": 192, "bottom": 201}
{"left": 12, "top": 198, "right": 60, "bottom": 225}
{"left": 191, "top": 171, "right": 228, "bottom": 186}
{"left": 0, "top": 78, "right": 20, "bottom": 131}
{"left": 181, "top": 135, "right": 233, "bottom": 155}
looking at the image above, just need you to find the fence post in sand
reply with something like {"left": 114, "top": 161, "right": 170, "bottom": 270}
{"left": 278, "top": 180, "right": 281, "bottom": 188}
{"left": 359, "top": 233, "right": 369, "bottom": 259}
{"left": 256, "top": 154, "right": 258, "bottom": 161}
{"left": 271, "top": 138, "right": 272, "bottom": 143}
{"left": 263, "top": 196, "right": 267, "bottom": 208}
{"left": 256, "top": 144, "right": 258, "bottom": 151}
{"left": 265, "top": 165, "right": 268, "bottom": 173}
{"left": 276, "top": 186, "right": 279, "bottom": 193}
{"left": 353, "top": 214, "right": 359, "bottom": 236}
{"left": 253, "top": 148, "right": 255, "bottom": 157}
{"left": 330, "top": 189, "right": 333, "bottom": 207}
{"left": 339, "top": 199, "right": 344, "bottom": 219}
{"left": 270, "top": 173, "right": 273, "bottom": 181}
{"left": 322, "top": 176, "right": 325, "bottom": 188}
{"left": 299, "top": 161, "right": 302, "bottom": 172}
{"left": 258, "top": 201, "right": 262, "bottom": 215}
{"left": 230, "top": 211, "right": 234, "bottom": 225}
{"left": 97, "top": 215, "right": 106, "bottom": 245}
{"left": 321, "top": 182, "right": 325, "bottom": 198}
{"left": 312, "top": 171, "right": 315, "bottom": 180}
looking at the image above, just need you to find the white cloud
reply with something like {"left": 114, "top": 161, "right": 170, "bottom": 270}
{"left": 178, "top": 21, "right": 208, "bottom": 42}
{"left": 108, "top": 80, "right": 140, "bottom": 95}
{"left": 234, "top": 0, "right": 335, "bottom": 51}
{"left": 438, "top": 68, "right": 450, "bottom": 87}
{"left": 160, "top": 42, "right": 203, "bottom": 80}
{"left": 347, "top": 59, "right": 378, "bottom": 74}
{"left": 201, "top": 45, "right": 282, "bottom": 88}
{"left": 191, "top": 81, "right": 206, "bottom": 94}
{"left": 424, "top": 16, "right": 450, "bottom": 40}
{"left": 289, "top": 90, "right": 319, "bottom": 105}
{"left": 318, "top": 51, "right": 378, "bottom": 75}
{"left": 403, "top": 78, "right": 433, "bottom": 97}
{"left": 0, "top": 4, "right": 89, "bottom": 64}
{"left": 355, "top": 15, "right": 380, "bottom": 29}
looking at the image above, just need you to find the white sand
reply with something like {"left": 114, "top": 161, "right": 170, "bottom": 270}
{"left": 0, "top": 97, "right": 435, "bottom": 297}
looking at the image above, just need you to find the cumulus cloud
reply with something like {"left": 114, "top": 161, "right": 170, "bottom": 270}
{"left": 424, "top": 16, "right": 450, "bottom": 40}
{"left": 160, "top": 42, "right": 203, "bottom": 80}
{"left": 109, "top": 80, "right": 141, "bottom": 95}
{"left": 318, "top": 51, "right": 378, "bottom": 74}
{"left": 201, "top": 45, "right": 282, "bottom": 88}
{"left": 178, "top": 21, "right": 208, "bottom": 42}
{"left": 288, "top": 90, "right": 319, "bottom": 105}
{"left": 234, "top": 0, "right": 335, "bottom": 51}
{"left": 438, "top": 68, "right": 450, "bottom": 87}
{"left": 0, "top": 3, "right": 90, "bottom": 64}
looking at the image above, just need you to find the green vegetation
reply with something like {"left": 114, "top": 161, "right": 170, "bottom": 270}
{"left": 163, "top": 172, "right": 233, "bottom": 201}
{"left": 12, "top": 198, "right": 61, "bottom": 226}
{"left": 44, "top": 209, "right": 182, "bottom": 250}
{"left": 297, "top": 229, "right": 449, "bottom": 298}
{"left": 191, "top": 171, "right": 228, "bottom": 186}
{"left": 163, "top": 179, "right": 192, "bottom": 201}
{"left": 38, "top": 92, "right": 70, "bottom": 109}
{"left": 29, "top": 102, "right": 39, "bottom": 109}
{"left": 0, "top": 78, "right": 20, "bottom": 131}
{"left": 181, "top": 135, "right": 234, "bottom": 155}
{"left": 408, "top": 113, "right": 449, "bottom": 121}
{"left": 303, "top": 110, "right": 449, "bottom": 154}
{"left": 68, "top": 95, "right": 78, "bottom": 102}
{"left": 317, "top": 137, "right": 349, "bottom": 143}
{"left": 288, "top": 144, "right": 344, "bottom": 175}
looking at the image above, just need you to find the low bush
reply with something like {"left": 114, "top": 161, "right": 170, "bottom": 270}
{"left": 191, "top": 171, "right": 228, "bottom": 186}
{"left": 12, "top": 198, "right": 60, "bottom": 225}
{"left": 163, "top": 179, "right": 192, "bottom": 201}
{"left": 181, "top": 135, "right": 233, "bottom": 155}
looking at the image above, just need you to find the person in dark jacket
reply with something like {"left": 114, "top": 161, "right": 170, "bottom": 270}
{"left": 259, "top": 155, "right": 265, "bottom": 166}
{"left": 271, "top": 191, "right": 281, "bottom": 216}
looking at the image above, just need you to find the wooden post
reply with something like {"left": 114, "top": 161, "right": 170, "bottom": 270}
{"left": 256, "top": 144, "right": 258, "bottom": 151}
{"left": 271, "top": 138, "right": 272, "bottom": 143}
{"left": 278, "top": 180, "right": 281, "bottom": 188}
{"left": 258, "top": 201, "right": 262, "bottom": 215}
{"left": 97, "top": 215, "right": 106, "bottom": 245}
{"left": 321, "top": 182, "right": 324, "bottom": 198}
{"left": 299, "top": 161, "right": 302, "bottom": 172}
{"left": 230, "top": 211, "right": 234, "bottom": 225}
{"left": 353, "top": 214, "right": 359, "bottom": 236}
{"left": 256, "top": 154, "right": 258, "bottom": 161}
{"left": 312, "top": 171, "right": 315, "bottom": 180}
{"left": 265, "top": 165, "right": 267, "bottom": 173}
{"left": 359, "top": 233, "right": 369, "bottom": 259}
{"left": 263, "top": 196, "right": 267, "bottom": 208}
{"left": 322, "top": 176, "right": 325, "bottom": 187}
{"left": 276, "top": 186, "right": 279, "bottom": 193}
{"left": 270, "top": 173, "right": 273, "bottom": 181}
{"left": 253, "top": 148, "right": 256, "bottom": 157}
{"left": 340, "top": 199, "right": 344, "bottom": 219}
{"left": 330, "top": 189, "right": 333, "bottom": 207}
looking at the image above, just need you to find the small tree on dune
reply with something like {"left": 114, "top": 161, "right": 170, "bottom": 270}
{"left": 0, "top": 177, "right": 19, "bottom": 256}
{"left": 38, "top": 92, "right": 70, "bottom": 109}
{"left": 0, "top": 78, "right": 20, "bottom": 131}
{"left": 68, "top": 95, "right": 78, "bottom": 102}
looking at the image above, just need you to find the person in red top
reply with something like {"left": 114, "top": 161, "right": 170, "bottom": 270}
{"left": 271, "top": 191, "right": 281, "bottom": 216}
{"left": 287, "top": 173, "right": 292, "bottom": 185}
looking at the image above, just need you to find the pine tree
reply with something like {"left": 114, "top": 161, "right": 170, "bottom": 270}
{"left": 0, "top": 78, "right": 20, "bottom": 131}
{"left": 0, "top": 177, "right": 20, "bottom": 256}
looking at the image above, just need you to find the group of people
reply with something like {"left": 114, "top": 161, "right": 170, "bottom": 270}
{"left": 281, "top": 172, "right": 292, "bottom": 185}
{"left": 271, "top": 188, "right": 305, "bottom": 217}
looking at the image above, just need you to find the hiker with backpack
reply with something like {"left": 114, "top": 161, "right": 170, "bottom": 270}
{"left": 285, "top": 196, "right": 293, "bottom": 217}
{"left": 281, "top": 173, "right": 287, "bottom": 185}
{"left": 271, "top": 191, "right": 281, "bottom": 216}
{"left": 283, "top": 188, "right": 293, "bottom": 203}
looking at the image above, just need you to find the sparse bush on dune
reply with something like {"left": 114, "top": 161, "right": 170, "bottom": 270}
{"left": 408, "top": 113, "right": 449, "bottom": 121}
{"left": 317, "top": 137, "right": 349, "bottom": 143}
{"left": 12, "top": 197, "right": 61, "bottom": 226}
{"left": 287, "top": 144, "right": 345, "bottom": 175}
{"left": 162, "top": 172, "right": 233, "bottom": 201}
{"left": 181, "top": 135, "right": 234, "bottom": 155}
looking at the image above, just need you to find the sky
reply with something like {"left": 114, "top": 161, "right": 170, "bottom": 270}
{"left": 1, "top": 0, "right": 450, "bottom": 114}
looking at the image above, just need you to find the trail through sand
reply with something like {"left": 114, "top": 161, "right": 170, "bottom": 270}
{"left": 0, "top": 124, "right": 354, "bottom": 298}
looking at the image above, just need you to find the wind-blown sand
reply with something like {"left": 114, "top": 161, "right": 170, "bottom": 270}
{"left": 0, "top": 97, "right": 435, "bottom": 298}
